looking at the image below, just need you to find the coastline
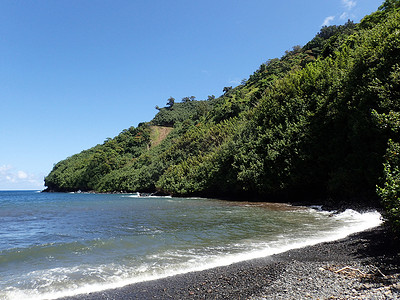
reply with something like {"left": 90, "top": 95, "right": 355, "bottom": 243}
{"left": 60, "top": 225, "right": 400, "bottom": 300}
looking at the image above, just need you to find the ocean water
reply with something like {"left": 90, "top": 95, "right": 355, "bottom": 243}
{"left": 0, "top": 191, "right": 382, "bottom": 300}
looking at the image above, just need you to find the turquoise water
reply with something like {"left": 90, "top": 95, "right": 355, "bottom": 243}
{"left": 0, "top": 191, "right": 381, "bottom": 299}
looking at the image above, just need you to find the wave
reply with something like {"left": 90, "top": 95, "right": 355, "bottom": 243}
{"left": 123, "top": 193, "right": 172, "bottom": 198}
{"left": 1, "top": 209, "right": 382, "bottom": 300}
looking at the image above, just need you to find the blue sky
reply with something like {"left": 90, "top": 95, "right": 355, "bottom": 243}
{"left": 0, "top": 0, "right": 383, "bottom": 190}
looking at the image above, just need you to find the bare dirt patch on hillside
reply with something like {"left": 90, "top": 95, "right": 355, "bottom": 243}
{"left": 150, "top": 126, "right": 173, "bottom": 147}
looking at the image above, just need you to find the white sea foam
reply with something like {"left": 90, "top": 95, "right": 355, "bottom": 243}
{"left": 123, "top": 194, "right": 173, "bottom": 198}
{"left": 2, "top": 209, "right": 382, "bottom": 300}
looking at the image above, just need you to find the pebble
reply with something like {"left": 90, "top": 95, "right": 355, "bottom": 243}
{"left": 58, "top": 226, "right": 400, "bottom": 300}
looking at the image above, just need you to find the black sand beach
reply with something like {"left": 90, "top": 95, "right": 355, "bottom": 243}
{"left": 61, "top": 226, "right": 400, "bottom": 299}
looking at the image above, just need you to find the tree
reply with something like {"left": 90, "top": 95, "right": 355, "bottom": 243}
{"left": 375, "top": 111, "right": 400, "bottom": 234}
{"left": 196, "top": 101, "right": 210, "bottom": 118}
{"left": 182, "top": 96, "right": 196, "bottom": 103}
{"left": 379, "top": 0, "right": 400, "bottom": 11}
{"left": 167, "top": 97, "right": 175, "bottom": 108}
{"left": 223, "top": 86, "right": 232, "bottom": 94}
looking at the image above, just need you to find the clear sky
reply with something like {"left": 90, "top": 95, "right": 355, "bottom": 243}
{"left": 0, "top": 0, "right": 383, "bottom": 190}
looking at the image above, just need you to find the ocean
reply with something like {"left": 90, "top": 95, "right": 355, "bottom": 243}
{"left": 0, "top": 190, "right": 382, "bottom": 300}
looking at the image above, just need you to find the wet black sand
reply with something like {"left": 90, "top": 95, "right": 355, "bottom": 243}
{"left": 60, "top": 226, "right": 400, "bottom": 299}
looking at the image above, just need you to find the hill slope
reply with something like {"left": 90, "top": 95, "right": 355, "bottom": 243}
{"left": 45, "top": 1, "right": 400, "bottom": 230}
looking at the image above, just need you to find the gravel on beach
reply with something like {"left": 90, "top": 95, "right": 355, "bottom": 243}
{"left": 60, "top": 226, "right": 400, "bottom": 299}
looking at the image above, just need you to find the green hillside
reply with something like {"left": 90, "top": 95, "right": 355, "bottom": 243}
{"left": 45, "top": 1, "right": 400, "bottom": 232}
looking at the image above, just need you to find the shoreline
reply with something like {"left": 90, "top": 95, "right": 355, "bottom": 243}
{"left": 60, "top": 225, "right": 400, "bottom": 299}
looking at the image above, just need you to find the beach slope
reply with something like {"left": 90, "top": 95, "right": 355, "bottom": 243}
{"left": 60, "top": 226, "right": 400, "bottom": 299}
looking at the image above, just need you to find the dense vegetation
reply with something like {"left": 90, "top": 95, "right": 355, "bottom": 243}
{"left": 45, "top": 1, "right": 400, "bottom": 232}
{"left": 152, "top": 97, "right": 211, "bottom": 126}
